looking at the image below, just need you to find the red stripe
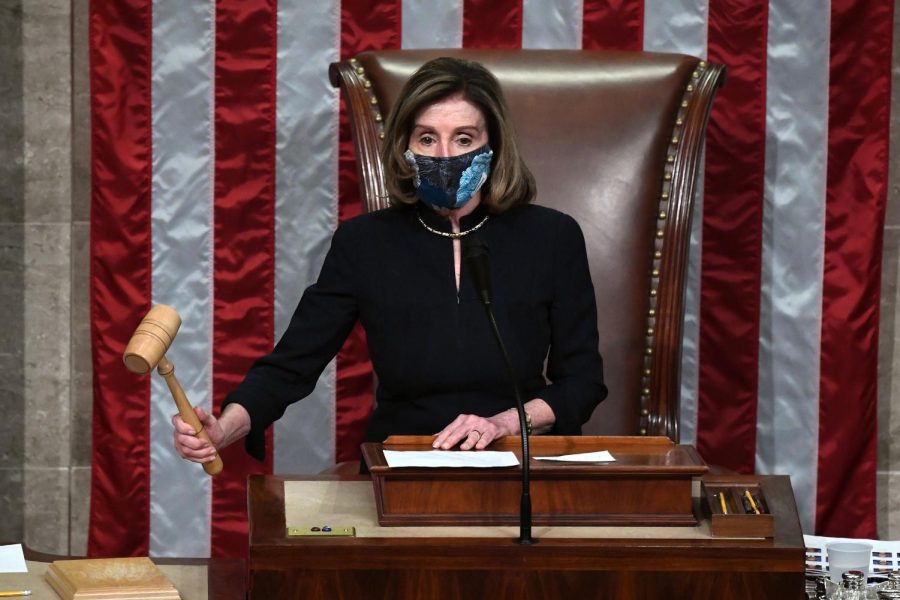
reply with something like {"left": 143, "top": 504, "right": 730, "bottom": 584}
{"left": 87, "top": 0, "right": 153, "bottom": 558}
{"left": 816, "top": 0, "right": 892, "bottom": 538}
{"left": 211, "top": 0, "right": 277, "bottom": 558}
{"left": 582, "top": 0, "right": 643, "bottom": 51}
{"left": 463, "top": 0, "right": 522, "bottom": 48}
{"left": 335, "top": 1, "right": 399, "bottom": 462}
{"left": 695, "top": 1, "right": 768, "bottom": 474}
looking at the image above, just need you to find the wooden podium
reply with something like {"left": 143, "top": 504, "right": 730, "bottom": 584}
{"left": 248, "top": 437, "right": 806, "bottom": 599}
{"left": 363, "top": 435, "right": 707, "bottom": 526}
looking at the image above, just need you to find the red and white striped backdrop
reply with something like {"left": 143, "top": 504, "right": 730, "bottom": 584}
{"left": 88, "top": 0, "right": 893, "bottom": 558}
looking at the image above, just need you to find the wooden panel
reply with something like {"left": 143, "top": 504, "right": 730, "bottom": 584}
{"left": 248, "top": 473, "right": 806, "bottom": 599}
{"left": 250, "top": 568, "right": 804, "bottom": 600}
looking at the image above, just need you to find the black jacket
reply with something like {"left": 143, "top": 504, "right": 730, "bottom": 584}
{"left": 224, "top": 201, "right": 607, "bottom": 460}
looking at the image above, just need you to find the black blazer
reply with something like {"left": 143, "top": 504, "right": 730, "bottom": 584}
{"left": 224, "top": 201, "right": 607, "bottom": 460}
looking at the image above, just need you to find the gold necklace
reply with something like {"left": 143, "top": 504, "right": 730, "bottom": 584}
{"left": 416, "top": 211, "right": 489, "bottom": 239}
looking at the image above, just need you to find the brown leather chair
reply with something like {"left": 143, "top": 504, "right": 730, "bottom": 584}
{"left": 329, "top": 50, "right": 724, "bottom": 442}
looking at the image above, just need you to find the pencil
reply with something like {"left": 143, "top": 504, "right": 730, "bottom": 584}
{"left": 718, "top": 491, "right": 728, "bottom": 514}
{"left": 0, "top": 591, "right": 31, "bottom": 597}
{"left": 744, "top": 489, "right": 761, "bottom": 514}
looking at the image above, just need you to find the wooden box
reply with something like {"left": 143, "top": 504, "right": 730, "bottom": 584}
{"left": 361, "top": 435, "right": 708, "bottom": 527}
{"left": 700, "top": 477, "right": 775, "bottom": 538}
{"left": 44, "top": 556, "right": 181, "bottom": 600}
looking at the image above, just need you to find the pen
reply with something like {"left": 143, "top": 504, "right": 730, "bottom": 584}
{"left": 744, "top": 489, "right": 760, "bottom": 514}
{"left": 0, "top": 591, "right": 31, "bottom": 597}
{"left": 718, "top": 491, "right": 728, "bottom": 514}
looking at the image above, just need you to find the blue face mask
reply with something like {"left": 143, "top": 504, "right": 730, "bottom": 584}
{"left": 404, "top": 145, "right": 493, "bottom": 210}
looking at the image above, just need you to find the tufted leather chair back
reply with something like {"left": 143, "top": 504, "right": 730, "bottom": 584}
{"left": 330, "top": 50, "right": 724, "bottom": 441}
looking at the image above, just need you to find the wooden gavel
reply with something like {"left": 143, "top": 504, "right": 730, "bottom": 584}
{"left": 123, "top": 304, "right": 223, "bottom": 476}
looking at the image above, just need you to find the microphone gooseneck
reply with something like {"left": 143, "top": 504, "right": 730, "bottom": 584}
{"left": 461, "top": 235, "right": 534, "bottom": 545}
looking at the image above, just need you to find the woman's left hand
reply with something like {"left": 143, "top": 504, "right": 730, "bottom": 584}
{"left": 432, "top": 410, "right": 519, "bottom": 450}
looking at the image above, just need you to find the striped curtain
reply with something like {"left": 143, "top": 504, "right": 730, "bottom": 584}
{"left": 88, "top": 0, "right": 893, "bottom": 557}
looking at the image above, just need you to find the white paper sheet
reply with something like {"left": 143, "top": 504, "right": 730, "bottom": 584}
{"left": 0, "top": 544, "right": 27, "bottom": 573}
{"left": 383, "top": 450, "right": 520, "bottom": 468}
{"left": 534, "top": 450, "right": 615, "bottom": 463}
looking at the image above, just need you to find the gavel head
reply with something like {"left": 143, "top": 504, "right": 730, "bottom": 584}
{"left": 123, "top": 304, "right": 182, "bottom": 374}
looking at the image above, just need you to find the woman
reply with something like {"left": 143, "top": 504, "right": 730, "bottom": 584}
{"left": 173, "top": 57, "right": 607, "bottom": 466}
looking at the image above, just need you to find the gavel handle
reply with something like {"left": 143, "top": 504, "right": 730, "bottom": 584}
{"left": 157, "top": 356, "right": 224, "bottom": 476}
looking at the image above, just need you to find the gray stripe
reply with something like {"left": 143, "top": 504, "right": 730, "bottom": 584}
{"left": 401, "top": 0, "right": 462, "bottom": 49}
{"left": 644, "top": 1, "right": 708, "bottom": 56}
{"left": 757, "top": 0, "right": 828, "bottom": 534}
{"left": 522, "top": 0, "right": 582, "bottom": 49}
{"left": 643, "top": 0, "right": 708, "bottom": 446}
{"left": 273, "top": 0, "right": 340, "bottom": 474}
{"left": 149, "top": 0, "right": 214, "bottom": 557}
{"left": 0, "top": 0, "right": 25, "bottom": 545}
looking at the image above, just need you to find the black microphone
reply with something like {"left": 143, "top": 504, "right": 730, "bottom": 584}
{"left": 461, "top": 234, "right": 534, "bottom": 545}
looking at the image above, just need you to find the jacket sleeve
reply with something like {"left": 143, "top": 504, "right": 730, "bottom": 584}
{"left": 533, "top": 214, "right": 607, "bottom": 434}
{"left": 221, "top": 223, "right": 360, "bottom": 461}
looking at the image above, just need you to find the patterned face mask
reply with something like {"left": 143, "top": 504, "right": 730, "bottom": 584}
{"left": 404, "top": 145, "right": 493, "bottom": 210}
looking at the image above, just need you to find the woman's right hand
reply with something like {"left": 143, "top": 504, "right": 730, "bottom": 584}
{"left": 172, "top": 406, "right": 224, "bottom": 464}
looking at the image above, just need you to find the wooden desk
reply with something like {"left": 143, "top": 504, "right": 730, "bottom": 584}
{"left": 248, "top": 474, "right": 806, "bottom": 599}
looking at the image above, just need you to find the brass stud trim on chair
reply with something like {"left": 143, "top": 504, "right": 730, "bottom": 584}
{"left": 342, "top": 56, "right": 389, "bottom": 210}
{"left": 640, "top": 57, "right": 709, "bottom": 437}
{"left": 349, "top": 59, "right": 385, "bottom": 134}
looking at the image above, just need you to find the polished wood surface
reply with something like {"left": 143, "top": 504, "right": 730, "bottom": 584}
{"left": 1, "top": 546, "right": 245, "bottom": 600}
{"left": 364, "top": 436, "right": 707, "bottom": 526}
{"left": 248, "top": 473, "right": 806, "bottom": 599}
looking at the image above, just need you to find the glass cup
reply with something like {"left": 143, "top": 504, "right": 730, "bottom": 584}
{"left": 827, "top": 542, "right": 873, "bottom": 583}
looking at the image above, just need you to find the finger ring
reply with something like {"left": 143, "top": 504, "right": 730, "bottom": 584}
{"left": 471, "top": 430, "right": 482, "bottom": 439}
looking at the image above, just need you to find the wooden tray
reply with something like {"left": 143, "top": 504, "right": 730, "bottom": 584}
{"left": 700, "top": 478, "right": 774, "bottom": 538}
